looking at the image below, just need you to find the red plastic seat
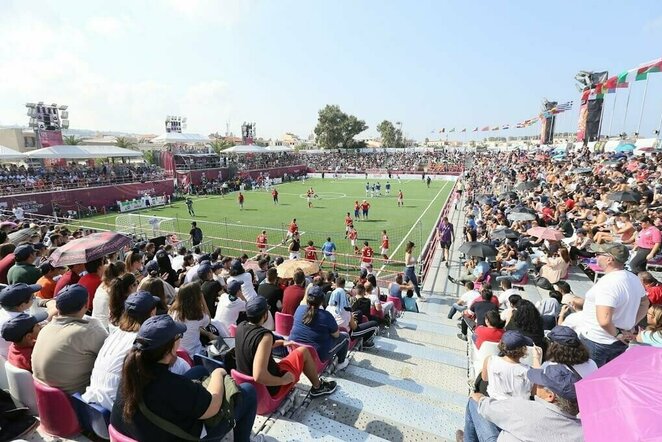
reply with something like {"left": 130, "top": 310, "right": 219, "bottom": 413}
{"left": 33, "top": 379, "right": 81, "bottom": 438}
{"left": 176, "top": 348, "right": 194, "bottom": 367}
{"left": 387, "top": 296, "right": 403, "bottom": 312}
{"left": 370, "top": 306, "right": 384, "bottom": 320}
{"left": 288, "top": 342, "right": 328, "bottom": 373}
{"left": 229, "top": 323, "right": 237, "bottom": 337}
{"left": 231, "top": 369, "right": 291, "bottom": 415}
{"left": 109, "top": 423, "right": 140, "bottom": 442}
{"left": 513, "top": 273, "right": 529, "bottom": 287}
{"left": 274, "top": 312, "right": 294, "bottom": 337}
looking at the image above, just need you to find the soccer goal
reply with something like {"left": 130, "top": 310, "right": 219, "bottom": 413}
{"left": 115, "top": 214, "right": 177, "bottom": 239}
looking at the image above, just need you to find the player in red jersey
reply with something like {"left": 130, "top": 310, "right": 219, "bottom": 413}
{"left": 306, "top": 189, "right": 313, "bottom": 208}
{"left": 304, "top": 240, "right": 318, "bottom": 262}
{"left": 272, "top": 188, "right": 279, "bottom": 205}
{"left": 360, "top": 241, "right": 374, "bottom": 270}
{"left": 285, "top": 218, "right": 298, "bottom": 243}
{"left": 238, "top": 192, "right": 245, "bottom": 210}
{"left": 361, "top": 200, "right": 370, "bottom": 220}
{"left": 397, "top": 190, "right": 403, "bottom": 207}
{"left": 344, "top": 212, "right": 353, "bottom": 238}
{"left": 353, "top": 201, "right": 360, "bottom": 221}
{"left": 380, "top": 230, "right": 390, "bottom": 263}
{"left": 348, "top": 226, "right": 359, "bottom": 253}
{"left": 256, "top": 230, "right": 268, "bottom": 254}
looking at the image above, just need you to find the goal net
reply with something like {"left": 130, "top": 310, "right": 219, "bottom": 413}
{"left": 115, "top": 214, "right": 177, "bottom": 239}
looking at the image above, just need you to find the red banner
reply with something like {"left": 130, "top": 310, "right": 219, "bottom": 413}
{"left": 38, "top": 130, "right": 64, "bottom": 147}
{"left": 576, "top": 103, "right": 589, "bottom": 142}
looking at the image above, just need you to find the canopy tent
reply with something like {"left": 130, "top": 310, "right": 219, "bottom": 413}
{"left": 150, "top": 133, "right": 209, "bottom": 144}
{"left": 0, "top": 145, "right": 27, "bottom": 160}
{"left": 265, "top": 145, "right": 294, "bottom": 152}
{"left": 222, "top": 144, "right": 268, "bottom": 153}
{"left": 26, "top": 145, "right": 143, "bottom": 159}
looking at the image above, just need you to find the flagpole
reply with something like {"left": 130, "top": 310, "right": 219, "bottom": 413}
{"left": 656, "top": 110, "right": 662, "bottom": 145}
{"left": 636, "top": 76, "right": 650, "bottom": 138}
{"left": 597, "top": 98, "right": 606, "bottom": 141}
{"left": 607, "top": 92, "right": 618, "bottom": 139}
{"left": 622, "top": 83, "right": 632, "bottom": 135}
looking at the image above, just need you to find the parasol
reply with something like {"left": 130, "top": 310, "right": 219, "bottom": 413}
{"left": 514, "top": 181, "right": 538, "bottom": 191}
{"left": 507, "top": 212, "right": 536, "bottom": 222}
{"left": 458, "top": 241, "right": 498, "bottom": 258}
{"left": 49, "top": 231, "right": 132, "bottom": 267}
{"left": 571, "top": 167, "right": 593, "bottom": 174}
{"left": 526, "top": 227, "right": 564, "bottom": 241}
{"left": 491, "top": 227, "right": 520, "bottom": 240}
{"left": 606, "top": 191, "right": 641, "bottom": 202}
{"left": 276, "top": 259, "right": 320, "bottom": 279}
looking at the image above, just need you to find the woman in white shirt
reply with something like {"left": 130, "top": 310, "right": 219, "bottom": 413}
{"left": 226, "top": 259, "right": 258, "bottom": 302}
{"left": 169, "top": 282, "right": 213, "bottom": 357}
{"left": 481, "top": 330, "right": 541, "bottom": 400}
{"left": 91, "top": 261, "right": 126, "bottom": 330}
{"left": 404, "top": 241, "right": 426, "bottom": 302}
{"left": 212, "top": 280, "right": 246, "bottom": 337}
{"left": 83, "top": 292, "right": 188, "bottom": 410}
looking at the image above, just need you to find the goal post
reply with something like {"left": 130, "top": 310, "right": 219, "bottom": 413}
{"left": 115, "top": 214, "right": 177, "bottom": 239}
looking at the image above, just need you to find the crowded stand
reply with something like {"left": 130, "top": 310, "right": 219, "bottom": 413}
{"left": 449, "top": 147, "right": 662, "bottom": 441}
{"left": 303, "top": 150, "right": 465, "bottom": 173}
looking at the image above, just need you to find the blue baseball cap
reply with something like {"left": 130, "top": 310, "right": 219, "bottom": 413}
{"left": 55, "top": 284, "right": 89, "bottom": 314}
{"left": 227, "top": 280, "right": 244, "bottom": 298}
{"left": 245, "top": 296, "right": 268, "bottom": 317}
{"left": 14, "top": 244, "right": 35, "bottom": 261}
{"left": 134, "top": 315, "right": 186, "bottom": 351}
{"left": 0, "top": 283, "right": 41, "bottom": 308}
{"left": 501, "top": 330, "right": 533, "bottom": 350}
{"left": 547, "top": 326, "right": 581, "bottom": 347}
{"left": 1, "top": 311, "right": 48, "bottom": 342}
{"left": 145, "top": 260, "right": 159, "bottom": 274}
{"left": 197, "top": 262, "right": 212, "bottom": 277}
{"left": 125, "top": 291, "right": 160, "bottom": 317}
{"left": 527, "top": 364, "right": 581, "bottom": 400}
{"left": 307, "top": 285, "right": 324, "bottom": 299}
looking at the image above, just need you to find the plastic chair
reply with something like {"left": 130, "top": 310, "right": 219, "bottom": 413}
{"left": 513, "top": 273, "right": 529, "bottom": 289}
{"left": 387, "top": 296, "right": 403, "bottom": 313}
{"left": 5, "top": 362, "right": 38, "bottom": 415}
{"left": 288, "top": 342, "right": 328, "bottom": 373}
{"left": 370, "top": 306, "right": 384, "bottom": 320}
{"left": 229, "top": 323, "right": 237, "bottom": 337}
{"left": 520, "top": 345, "right": 541, "bottom": 367}
{"left": 0, "top": 355, "right": 9, "bottom": 391}
{"left": 274, "top": 312, "right": 294, "bottom": 337}
{"left": 176, "top": 348, "right": 194, "bottom": 367}
{"left": 194, "top": 353, "right": 224, "bottom": 372}
{"left": 231, "top": 369, "right": 291, "bottom": 415}
{"left": 33, "top": 379, "right": 81, "bottom": 438}
{"left": 71, "top": 393, "right": 111, "bottom": 440}
{"left": 109, "top": 423, "right": 139, "bottom": 442}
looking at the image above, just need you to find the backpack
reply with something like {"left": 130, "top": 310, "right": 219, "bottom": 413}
{"left": 403, "top": 296, "right": 419, "bottom": 313}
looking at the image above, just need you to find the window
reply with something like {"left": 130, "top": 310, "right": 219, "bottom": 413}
{"left": 24, "top": 136, "right": 36, "bottom": 148}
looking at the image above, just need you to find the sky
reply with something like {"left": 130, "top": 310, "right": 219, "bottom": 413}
{"left": 1, "top": 0, "right": 661, "bottom": 141}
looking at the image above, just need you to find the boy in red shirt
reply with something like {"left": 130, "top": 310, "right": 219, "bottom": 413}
{"left": 361, "top": 200, "right": 370, "bottom": 220}
{"left": 256, "top": 230, "right": 268, "bottom": 254}
{"left": 1, "top": 311, "right": 47, "bottom": 373}
{"left": 272, "top": 188, "right": 279, "bottom": 205}
{"left": 286, "top": 218, "right": 298, "bottom": 243}
{"left": 353, "top": 201, "right": 360, "bottom": 221}
{"left": 238, "top": 192, "right": 245, "bottom": 210}
{"left": 348, "top": 227, "right": 359, "bottom": 254}
{"left": 397, "top": 190, "right": 404, "bottom": 207}
{"left": 305, "top": 241, "right": 318, "bottom": 262}
{"left": 344, "top": 212, "right": 353, "bottom": 238}
{"left": 380, "top": 230, "right": 390, "bottom": 263}
{"left": 360, "top": 241, "right": 374, "bottom": 269}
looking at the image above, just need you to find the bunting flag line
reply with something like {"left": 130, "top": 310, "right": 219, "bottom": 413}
{"left": 461, "top": 128, "right": 467, "bottom": 132}
{"left": 481, "top": 126, "right": 490, "bottom": 131}
{"left": 449, "top": 128, "right": 455, "bottom": 133}
{"left": 473, "top": 127, "right": 478, "bottom": 132}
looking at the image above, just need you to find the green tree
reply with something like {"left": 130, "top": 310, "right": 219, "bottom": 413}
{"left": 115, "top": 136, "right": 136, "bottom": 150}
{"left": 63, "top": 135, "right": 83, "bottom": 145}
{"left": 144, "top": 150, "right": 156, "bottom": 165}
{"left": 209, "top": 139, "right": 234, "bottom": 154}
{"left": 376, "top": 120, "right": 404, "bottom": 148}
{"left": 314, "top": 105, "right": 368, "bottom": 149}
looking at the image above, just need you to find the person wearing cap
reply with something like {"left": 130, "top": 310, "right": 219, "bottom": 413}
{"left": 580, "top": 242, "right": 649, "bottom": 367}
{"left": 110, "top": 315, "right": 259, "bottom": 441}
{"left": 0, "top": 282, "right": 42, "bottom": 359}
{"left": 495, "top": 252, "right": 530, "bottom": 285}
{"left": 31, "top": 242, "right": 47, "bottom": 267}
{"left": 83, "top": 291, "right": 189, "bottom": 411}
{"left": 227, "top": 258, "right": 258, "bottom": 303}
{"left": 189, "top": 221, "right": 203, "bottom": 247}
{"left": 213, "top": 280, "right": 247, "bottom": 337}
{"left": 543, "top": 325, "right": 598, "bottom": 378}
{"left": 326, "top": 277, "right": 378, "bottom": 348}
{"left": 460, "top": 364, "right": 583, "bottom": 442}
{"left": 235, "top": 296, "right": 338, "bottom": 400}
{"left": 479, "top": 330, "right": 540, "bottom": 400}
{"left": 7, "top": 243, "right": 41, "bottom": 285}
{"left": 198, "top": 261, "right": 222, "bottom": 317}
{"left": 32, "top": 284, "right": 108, "bottom": 394}
{"left": 1, "top": 311, "right": 47, "bottom": 372}
{"left": 630, "top": 216, "right": 662, "bottom": 274}
{"left": 289, "top": 285, "right": 350, "bottom": 371}
{"left": 35, "top": 261, "right": 65, "bottom": 300}
{"left": 183, "top": 254, "right": 210, "bottom": 285}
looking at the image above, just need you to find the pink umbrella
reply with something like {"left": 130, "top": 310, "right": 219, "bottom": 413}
{"left": 526, "top": 227, "right": 564, "bottom": 241}
{"left": 576, "top": 346, "right": 662, "bottom": 441}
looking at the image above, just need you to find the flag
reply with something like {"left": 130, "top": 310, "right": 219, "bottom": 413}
{"left": 491, "top": 126, "right": 499, "bottom": 131}
{"left": 473, "top": 127, "right": 479, "bottom": 132}
{"left": 636, "top": 58, "right": 662, "bottom": 81}
{"left": 516, "top": 122, "right": 525, "bottom": 128}
{"left": 556, "top": 101, "right": 573, "bottom": 111}
{"left": 481, "top": 126, "right": 490, "bottom": 131}
{"left": 617, "top": 70, "right": 632, "bottom": 86}
{"left": 461, "top": 128, "right": 467, "bottom": 132}
{"left": 439, "top": 128, "right": 445, "bottom": 133}
{"left": 502, "top": 124, "right": 510, "bottom": 130}
{"left": 449, "top": 128, "right": 455, "bottom": 133}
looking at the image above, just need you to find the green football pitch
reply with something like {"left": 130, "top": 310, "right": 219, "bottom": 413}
{"left": 80, "top": 178, "right": 453, "bottom": 277}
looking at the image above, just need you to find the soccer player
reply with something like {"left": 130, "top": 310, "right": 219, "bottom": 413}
{"left": 370, "top": 183, "right": 375, "bottom": 198}
{"left": 310, "top": 187, "right": 320, "bottom": 199}
{"left": 344, "top": 212, "right": 353, "bottom": 238}
{"left": 238, "top": 192, "right": 245, "bottom": 210}
{"left": 426, "top": 176, "right": 431, "bottom": 188}
{"left": 348, "top": 226, "right": 359, "bottom": 254}
{"left": 380, "top": 230, "right": 390, "bottom": 263}
{"left": 397, "top": 190, "right": 403, "bottom": 207}
{"left": 361, "top": 200, "right": 370, "bottom": 220}
{"left": 353, "top": 201, "right": 360, "bottom": 221}
{"left": 385, "top": 181, "right": 391, "bottom": 195}
{"left": 360, "top": 241, "right": 374, "bottom": 270}
{"left": 185, "top": 197, "right": 195, "bottom": 216}
{"left": 256, "top": 230, "right": 268, "bottom": 254}
{"left": 285, "top": 218, "right": 298, "bottom": 242}
{"left": 376, "top": 182, "right": 381, "bottom": 196}
{"left": 365, "top": 182, "right": 370, "bottom": 197}
{"left": 272, "top": 188, "right": 279, "bottom": 205}
{"left": 304, "top": 241, "right": 318, "bottom": 262}
{"left": 320, "top": 237, "right": 337, "bottom": 271}
{"left": 306, "top": 189, "right": 313, "bottom": 208}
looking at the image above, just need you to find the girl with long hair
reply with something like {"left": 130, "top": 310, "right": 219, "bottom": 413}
{"left": 543, "top": 325, "right": 598, "bottom": 378}
{"left": 506, "top": 299, "right": 546, "bottom": 352}
{"left": 108, "top": 273, "right": 138, "bottom": 330}
{"left": 109, "top": 315, "right": 258, "bottom": 441}
{"left": 169, "top": 282, "right": 212, "bottom": 357}
{"left": 138, "top": 276, "right": 169, "bottom": 315}
{"left": 124, "top": 251, "right": 144, "bottom": 277}
{"left": 637, "top": 304, "right": 662, "bottom": 348}
{"left": 92, "top": 261, "right": 126, "bottom": 330}
{"left": 404, "top": 241, "right": 426, "bottom": 302}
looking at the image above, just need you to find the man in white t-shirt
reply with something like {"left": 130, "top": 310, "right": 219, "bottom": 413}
{"left": 497, "top": 279, "right": 521, "bottom": 310}
{"left": 447, "top": 281, "right": 480, "bottom": 319}
{"left": 581, "top": 243, "right": 649, "bottom": 367}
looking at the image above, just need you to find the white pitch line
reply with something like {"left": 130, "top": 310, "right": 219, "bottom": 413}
{"left": 375, "top": 180, "right": 450, "bottom": 277}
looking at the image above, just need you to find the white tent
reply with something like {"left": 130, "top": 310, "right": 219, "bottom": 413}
{"left": 151, "top": 133, "right": 209, "bottom": 144}
{"left": 0, "top": 145, "right": 27, "bottom": 160}
{"left": 222, "top": 144, "right": 268, "bottom": 153}
{"left": 26, "top": 145, "right": 144, "bottom": 159}
{"left": 265, "top": 145, "right": 294, "bottom": 152}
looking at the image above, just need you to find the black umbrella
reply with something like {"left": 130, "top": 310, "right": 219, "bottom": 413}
{"left": 606, "top": 191, "right": 641, "bottom": 203}
{"left": 571, "top": 167, "right": 593, "bottom": 174}
{"left": 508, "top": 206, "right": 536, "bottom": 215}
{"left": 514, "top": 181, "right": 538, "bottom": 191}
{"left": 476, "top": 195, "right": 493, "bottom": 204}
{"left": 492, "top": 227, "right": 520, "bottom": 240}
{"left": 498, "top": 191, "right": 518, "bottom": 201}
{"left": 458, "top": 241, "right": 498, "bottom": 258}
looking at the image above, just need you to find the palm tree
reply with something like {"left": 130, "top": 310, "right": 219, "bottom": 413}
{"left": 115, "top": 136, "right": 137, "bottom": 150}
{"left": 63, "top": 135, "right": 83, "bottom": 145}
{"left": 209, "top": 139, "right": 234, "bottom": 154}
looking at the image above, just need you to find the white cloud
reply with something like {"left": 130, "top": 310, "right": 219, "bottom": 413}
{"left": 166, "top": 0, "right": 254, "bottom": 25}
{"left": 85, "top": 16, "right": 134, "bottom": 36}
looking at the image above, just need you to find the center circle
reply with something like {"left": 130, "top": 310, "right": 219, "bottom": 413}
{"left": 298, "top": 192, "right": 346, "bottom": 200}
